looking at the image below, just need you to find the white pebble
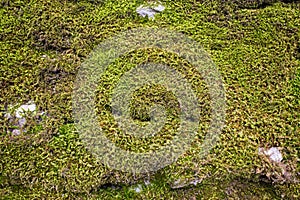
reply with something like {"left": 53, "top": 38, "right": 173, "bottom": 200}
{"left": 15, "top": 102, "right": 36, "bottom": 118}
{"left": 134, "top": 184, "right": 142, "bottom": 193}
{"left": 259, "top": 147, "right": 283, "bottom": 163}
{"left": 153, "top": 5, "right": 165, "bottom": 12}
{"left": 12, "top": 129, "right": 21, "bottom": 136}
{"left": 18, "top": 118, "right": 27, "bottom": 127}
{"left": 136, "top": 3, "right": 165, "bottom": 19}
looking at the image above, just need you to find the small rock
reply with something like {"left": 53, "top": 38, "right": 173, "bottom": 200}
{"left": 190, "top": 178, "right": 202, "bottom": 186}
{"left": 259, "top": 147, "right": 283, "bottom": 163}
{"left": 171, "top": 177, "right": 204, "bottom": 189}
{"left": 12, "top": 129, "right": 21, "bottom": 136}
{"left": 133, "top": 184, "right": 142, "bottom": 193}
{"left": 15, "top": 101, "right": 37, "bottom": 118}
{"left": 136, "top": 3, "right": 165, "bottom": 19}
{"left": 152, "top": 4, "right": 165, "bottom": 12}
{"left": 4, "top": 101, "right": 47, "bottom": 135}
{"left": 18, "top": 117, "right": 27, "bottom": 127}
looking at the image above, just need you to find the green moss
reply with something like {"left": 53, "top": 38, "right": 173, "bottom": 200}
{"left": 0, "top": 0, "right": 299, "bottom": 198}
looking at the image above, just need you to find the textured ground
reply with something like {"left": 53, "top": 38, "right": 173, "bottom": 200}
{"left": 0, "top": 0, "right": 299, "bottom": 199}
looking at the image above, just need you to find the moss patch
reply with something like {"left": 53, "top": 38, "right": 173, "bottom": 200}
{"left": 1, "top": 0, "right": 299, "bottom": 198}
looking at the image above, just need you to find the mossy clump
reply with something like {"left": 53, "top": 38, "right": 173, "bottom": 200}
{"left": 1, "top": 0, "right": 299, "bottom": 198}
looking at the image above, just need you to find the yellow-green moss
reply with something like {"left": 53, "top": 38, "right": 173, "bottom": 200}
{"left": 1, "top": 0, "right": 299, "bottom": 199}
